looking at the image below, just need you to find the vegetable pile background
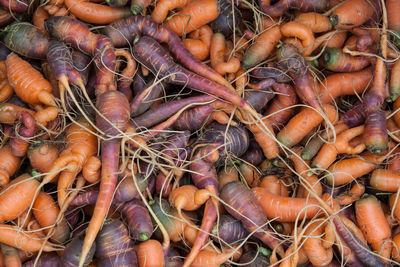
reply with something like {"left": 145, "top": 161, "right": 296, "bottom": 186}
{"left": 0, "top": 0, "right": 399, "bottom": 266}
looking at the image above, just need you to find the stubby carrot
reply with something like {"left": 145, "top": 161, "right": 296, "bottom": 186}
{"left": 330, "top": 0, "right": 374, "bottom": 29}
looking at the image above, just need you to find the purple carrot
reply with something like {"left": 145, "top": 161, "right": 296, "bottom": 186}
{"left": 132, "top": 94, "right": 215, "bottom": 128}
{"left": 332, "top": 216, "right": 389, "bottom": 267}
{"left": 96, "top": 219, "right": 138, "bottom": 267}
{"left": 164, "top": 248, "right": 183, "bottom": 267}
{"left": 0, "top": 0, "right": 28, "bottom": 12}
{"left": 251, "top": 63, "right": 291, "bottom": 83}
{"left": 0, "top": 40, "right": 10, "bottom": 60}
{"left": 238, "top": 248, "right": 270, "bottom": 267}
{"left": 209, "top": 0, "right": 241, "bottom": 37}
{"left": 220, "top": 181, "right": 284, "bottom": 257}
{"left": 130, "top": 78, "right": 166, "bottom": 116}
{"left": 61, "top": 235, "right": 96, "bottom": 267}
{"left": 120, "top": 199, "right": 153, "bottom": 241}
{"left": 172, "top": 104, "right": 214, "bottom": 131}
{"left": 103, "top": 15, "right": 233, "bottom": 90}
{"left": 211, "top": 214, "right": 249, "bottom": 245}
{"left": 4, "top": 22, "right": 49, "bottom": 59}
{"left": 245, "top": 88, "right": 275, "bottom": 112}
{"left": 364, "top": 109, "right": 388, "bottom": 153}
{"left": 259, "top": 0, "right": 329, "bottom": 18}
{"left": 132, "top": 36, "right": 249, "bottom": 110}
{"left": 240, "top": 140, "right": 265, "bottom": 166}
{"left": 72, "top": 50, "right": 91, "bottom": 86}
{"left": 23, "top": 253, "right": 60, "bottom": 267}
{"left": 132, "top": 68, "right": 147, "bottom": 96}
{"left": 341, "top": 101, "right": 366, "bottom": 128}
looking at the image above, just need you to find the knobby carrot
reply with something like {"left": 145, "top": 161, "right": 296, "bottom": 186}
{"left": 0, "top": 145, "right": 20, "bottom": 186}
{"left": 370, "top": 169, "right": 400, "bottom": 192}
{"left": 330, "top": 0, "right": 374, "bottom": 29}
{"left": 166, "top": 0, "right": 219, "bottom": 36}
{"left": 280, "top": 21, "right": 315, "bottom": 56}
{"left": 294, "top": 12, "right": 332, "bottom": 33}
{"left": 151, "top": 0, "right": 191, "bottom": 23}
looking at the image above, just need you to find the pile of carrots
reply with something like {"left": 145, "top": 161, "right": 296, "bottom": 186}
{"left": 0, "top": 0, "right": 400, "bottom": 266}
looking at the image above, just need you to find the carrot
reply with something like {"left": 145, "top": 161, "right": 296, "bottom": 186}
{"left": 166, "top": 0, "right": 219, "bottom": 36}
{"left": 242, "top": 25, "right": 281, "bottom": 69}
{"left": 387, "top": 0, "right": 400, "bottom": 35}
{"left": 265, "top": 83, "right": 297, "bottom": 130}
{"left": 0, "top": 145, "right": 20, "bottom": 186}
{"left": 211, "top": 214, "right": 249, "bottom": 245}
{"left": 120, "top": 199, "right": 153, "bottom": 241}
{"left": 151, "top": 0, "right": 191, "bottom": 23}
{"left": 208, "top": 0, "right": 240, "bottom": 37}
{"left": 61, "top": 235, "right": 96, "bottom": 266}
{"left": 238, "top": 248, "right": 270, "bottom": 266}
{"left": 312, "top": 125, "right": 365, "bottom": 170}
{"left": 390, "top": 59, "right": 400, "bottom": 101}
{"left": 303, "top": 221, "right": 333, "bottom": 266}
{"left": 294, "top": 12, "right": 332, "bottom": 33}
{"left": 27, "top": 143, "right": 59, "bottom": 174}
{"left": 259, "top": 175, "right": 286, "bottom": 196}
{"left": 220, "top": 181, "right": 284, "bottom": 257}
{"left": 78, "top": 90, "right": 130, "bottom": 267}
{"left": 136, "top": 240, "right": 164, "bottom": 267}
{"left": 32, "top": 192, "right": 70, "bottom": 243}
{"left": 0, "top": 224, "right": 56, "bottom": 252}
{"left": 104, "top": 15, "right": 233, "bottom": 90}
{"left": 23, "top": 253, "right": 60, "bottom": 267}
{"left": 183, "top": 25, "right": 212, "bottom": 60}
{"left": 82, "top": 156, "right": 101, "bottom": 183}
{"left": 247, "top": 116, "right": 279, "bottom": 160}
{"left": 241, "top": 140, "right": 264, "bottom": 166}
{"left": 115, "top": 49, "right": 136, "bottom": 101}
{"left": 252, "top": 187, "right": 321, "bottom": 222}
{"left": 32, "top": 7, "right": 50, "bottom": 35}
{"left": 335, "top": 183, "right": 365, "bottom": 205}
{"left": 325, "top": 152, "right": 384, "bottom": 186}
{"left": 237, "top": 162, "right": 261, "bottom": 188}
{"left": 64, "top": 0, "right": 130, "bottom": 24}
{"left": 277, "top": 104, "right": 338, "bottom": 148}
{"left": 169, "top": 185, "right": 201, "bottom": 212}
{"left": 370, "top": 169, "right": 400, "bottom": 192}
{"left": 320, "top": 47, "right": 370, "bottom": 72}
{"left": 218, "top": 165, "right": 239, "bottom": 191}
{"left": 330, "top": 0, "right": 374, "bottom": 29}
{"left": 4, "top": 23, "right": 49, "bottom": 60}
{"left": 364, "top": 110, "right": 388, "bottom": 154}
{"left": 209, "top": 33, "right": 240, "bottom": 74}
{"left": 6, "top": 53, "right": 55, "bottom": 107}
{"left": 318, "top": 67, "right": 372, "bottom": 103}
{"left": 259, "top": 0, "right": 329, "bottom": 18}
{"left": 0, "top": 174, "right": 40, "bottom": 223}
{"left": 130, "top": 0, "right": 151, "bottom": 13}
{"left": 355, "top": 194, "right": 392, "bottom": 262}
{"left": 1, "top": 244, "right": 20, "bottom": 267}
{"left": 132, "top": 36, "right": 249, "bottom": 110}
{"left": 191, "top": 249, "right": 237, "bottom": 267}
{"left": 280, "top": 22, "right": 315, "bottom": 56}
{"left": 96, "top": 219, "right": 137, "bottom": 266}
{"left": 277, "top": 44, "right": 321, "bottom": 110}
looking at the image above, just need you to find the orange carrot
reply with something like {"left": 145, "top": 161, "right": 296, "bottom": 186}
{"left": 166, "top": 0, "right": 219, "bottom": 36}
{"left": 191, "top": 248, "right": 237, "bottom": 267}
{"left": 336, "top": 183, "right": 365, "bottom": 205}
{"left": 355, "top": 194, "right": 392, "bottom": 262}
{"left": 387, "top": 0, "right": 400, "bottom": 35}
{"left": 318, "top": 67, "right": 373, "bottom": 103}
{"left": 0, "top": 225, "right": 56, "bottom": 252}
{"left": 303, "top": 220, "right": 334, "bottom": 266}
{"left": 27, "top": 143, "right": 59, "bottom": 173}
{"left": 247, "top": 116, "right": 280, "bottom": 159}
{"left": 0, "top": 79, "right": 12, "bottom": 103}
{"left": 217, "top": 166, "right": 239, "bottom": 191}
{"left": 390, "top": 59, "right": 400, "bottom": 101}
{"left": 242, "top": 25, "right": 281, "bottom": 68}
{"left": 294, "top": 12, "right": 332, "bottom": 33}
{"left": 169, "top": 185, "right": 202, "bottom": 212}
{"left": 393, "top": 233, "right": 400, "bottom": 262}
{"left": 325, "top": 153, "right": 385, "bottom": 186}
{"left": 0, "top": 145, "right": 20, "bottom": 186}
{"left": 0, "top": 174, "right": 39, "bottom": 223}
{"left": 32, "top": 7, "right": 50, "bottom": 35}
{"left": 330, "top": 0, "right": 374, "bottom": 29}
{"left": 151, "top": 0, "right": 191, "bottom": 23}
{"left": 82, "top": 156, "right": 101, "bottom": 183}
{"left": 237, "top": 162, "right": 261, "bottom": 188}
{"left": 370, "top": 169, "right": 400, "bottom": 192}
{"left": 259, "top": 175, "right": 289, "bottom": 196}
{"left": 64, "top": 0, "right": 130, "bottom": 24}
{"left": 1, "top": 244, "right": 21, "bottom": 267}
{"left": 136, "top": 240, "right": 164, "bottom": 267}
{"left": 277, "top": 104, "right": 338, "bottom": 148}
{"left": 280, "top": 21, "right": 315, "bottom": 56}
{"left": 6, "top": 53, "right": 56, "bottom": 107}
{"left": 252, "top": 187, "right": 321, "bottom": 222}
{"left": 33, "top": 192, "right": 70, "bottom": 243}
{"left": 312, "top": 125, "right": 365, "bottom": 170}
{"left": 183, "top": 25, "right": 212, "bottom": 60}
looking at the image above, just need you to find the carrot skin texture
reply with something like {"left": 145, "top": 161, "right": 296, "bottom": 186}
{"left": 96, "top": 220, "right": 138, "bottom": 266}
{"left": 132, "top": 36, "right": 248, "bottom": 109}
{"left": 4, "top": 23, "right": 49, "bottom": 59}
{"left": 61, "top": 235, "right": 96, "bottom": 267}
{"left": 23, "top": 253, "right": 60, "bottom": 267}
{"left": 0, "top": 0, "right": 28, "bottom": 13}
{"left": 259, "top": 0, "right": 329, "bottom": 18}
{"left": 211, "top": 214, "right": 249, "bottom": 245}
{"left": 330, "top": 0, "right": 374, "bottom": 30}
{"left": 120, "top": 199, "right": 153, "bottom": 241}
{"left": 209, "top": 0, "right": 240, "bottom": 37}
{"left": 220, "top": 181, "right": 284, "bottom": 257}
{"left": 364, "top": 109, "right": 388, "bottom": 154}
{"left": 0, "top": 145, "right": 20, "bottom": 186}
{"left": 103, "top": 15, "right": 231, "bottom": 89}
{"left": 320, "top": 47, "right": 370, "bottom": 72}
{"left": 130, "top": 79, "right": 165, "bottom": 116}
